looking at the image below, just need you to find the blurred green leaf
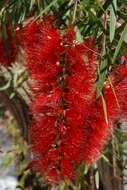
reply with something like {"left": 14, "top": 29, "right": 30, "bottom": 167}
{"left": 84, "top": 164, "right": 89, "bottom": 175}
{"left": 59, "top": 182, "right": 65, "bottom": 190}
{"left": 76, "top": 26, "right": 83, "bottom": 42}
{"left": 3, "top": 152, "right": 15, "bottom": 167}
{"left": 109, "top": 0, "right": 117, "bottom": 42}
{"left": 29, "top": 0, "right": 36, "bottom": 11}
{"left": 101, "top": 92, "right": 108, "bottom": 124}
{"left": 10, "top": 92, "right": 16, "bottom": 99}
{"left": 1, "top": 22, "right": 7, "bottom": 40}
{"left": 95, "top": 170, "right": 99, "bottom": 189}
{"left": 96, "top": 48, "right": 108, "bottom": 98}
{"left": 112, "top": 24, "right": 127, "bottom": 64}
{"left": 36, "top": 0, "right": 59, "bottom": 19}
{"left": 13, "top": 72, "right": 19, "bottom": 88}
{"left": 101, "top": 154, "right": 110, "bottom": 163}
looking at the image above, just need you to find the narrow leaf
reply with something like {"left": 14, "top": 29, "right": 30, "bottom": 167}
{"left": 109, "top": 0, "right": 117, "bottom": 42}
{"left": 112, "top": 24, "right": 127, "bottom": 64}
{"left": 96, "top": 49, "right": 108, "bottom": 98}
{"left": 29, "top": 0, "right": 36, "bottom": 11}
{"left": 95, "top": 170, "right": 99, "bottom": 189}
{"left": 1, "top": 22, "right": 7, "bottom": 40}
{"left": 76, "top": 27, "right": 83, "bottom": 43}
{"left": 36, "top": 0, "right": 58, "bottom": 19}
{"left": 124, "top": 32, "right": 127, "bottom": 43}
{"left": 101, "top": 154, "right": 109, "bottom": 163}
{"left": 3, "top": 152, "right": 14, "bottom": 167}
{"left": 59, "top": 182, "right": 65, "bottom": 190}
{"left": 84, "top": 164, "right": 89, "bottom": 175}
{"left": 101, "top": 92, "right": 108, "bottom": 124}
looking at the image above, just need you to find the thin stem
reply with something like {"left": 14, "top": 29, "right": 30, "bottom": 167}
{"left": 103, "top": 13, "right": 107, "bottom": 51}
{"left": 72, "top": 0, "right": 78, "bottom": 24}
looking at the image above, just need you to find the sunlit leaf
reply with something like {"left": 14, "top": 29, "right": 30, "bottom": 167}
{"left": 29, "top": 0, "right": 36, "bottom": 11}
{"left": 101, "top": 92, "right": 108, "bottom": 124}
{"left": 95, "top": 170, "right": 99, "bottom": 189}
{"left": 76, "top": 26, "right": 83, "bottom": 43}
{"left": 3, "top": 152, "right": 15, "bottom": 167}
{"left": 84, "top": 164, "right": 89, "bottom": 175}
{"left": 96, "top": 48, "right": 108, "bottom": 98}
{"left": 101, "top": 154, "right": 109, "bottom": 163}
{"left": 109, "top": 0, "right": 117, "bottom": 42}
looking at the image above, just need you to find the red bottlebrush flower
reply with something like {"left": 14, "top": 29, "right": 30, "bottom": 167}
{"left": 65, "top": 92, "right": 88, "bottom": 126}
{"left": 104, "top": 63, "right": 127, "bottom": 122}
{"left": 25, "top": 21, "right": 103, "bottom": 182}
{"left": 46, "top": 168, "right": 59, "bottom": 183}
{"left": 25, "top": 18, "right": 127, "bottom": 184}
{"left": 23, "top": 19, "right": 63, "bottom": 77}
{"left": 60, "top": 158, "right": 73, "bottom": 179}
{"left": 104, "top": 81, "right": 119, "bottom": 122}
{"left": 30, "top": 88, "right": 62, "bottom": 116}
{"left": 64, "top": 26, "right": 75, "bottom": 45}
{"left": 61, "top": 123, "right": 86, "bottom": 164}
{"left": 83, "top": 100, "right": 110, "bottom": 163}
{"left": 65, "top": 37, "right": 97, "bottom": 99}
{"left": 30, "top": 116, "right": 58, "bottom": 155}
{"left": 0, "top": 24, "right": 19, "bottom": 66}
{"left": 59, "top": 33, "right": 106, "bottom": 175}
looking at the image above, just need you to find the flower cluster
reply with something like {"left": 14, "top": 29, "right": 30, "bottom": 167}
{"left": 104, "top": 63, "right": 127, "bottom": 122}
{"left": 23, "top": 17, "right": 127, "bottom": 183}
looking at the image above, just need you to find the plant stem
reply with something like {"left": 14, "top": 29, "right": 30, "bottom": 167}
{"left": 72, "top": 0, "right": 78, "bottom": 24}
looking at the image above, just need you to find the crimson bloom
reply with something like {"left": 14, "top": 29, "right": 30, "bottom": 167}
{"left": 23, "top": 17, "right": 127, "bottom": 183}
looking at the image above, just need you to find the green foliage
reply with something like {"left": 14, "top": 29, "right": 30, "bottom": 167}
{"left": 109, "top": 0, "right": 117, "bottom": 43}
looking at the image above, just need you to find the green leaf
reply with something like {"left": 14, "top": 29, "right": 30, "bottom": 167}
{"left": 95, "top": 170, "right": 99, "bottom": 189}
{"left": 76, "top": 26, "right": 83, "bottom": 43}
{"left": 59, "top": 182, "right": 65, "bottom": 190}
{"left": 3, "top": 152, "right": 14, "bottom": 167}
{"left": 23, "top": 71, "right": 28, "bottom": 81}
{"left": 109, "top": 0, "right": 117, "bottom": 43}
{"left": 112, "top": 23, "right": 127, "bottom": 64}
{"left": 124, "top": 32, "right": 127, "bottom": 43}
{"left": 18, "top": 8, "right": 26, "bottom": 23}
{"left": 96, "top": 49, "right": 108, "bottom": 98}
{"left": 84, "top": 164, "right": 89, "bottom": 175}
{"left": 101, "top": 154, "right": 109, "bottom": 163}
{"left": 10, "top": 92, "right": 16, "bottom": 99}
{"left": 95, "top": 0, "right": 105, "bottom": 12}
{"left": 29, "top": 0, "right": 36, "bottom": 11}
{"left": 1, "top": 22, "right": 7, "bottom": 40}
{"left": 101, "top": 92, "right": 108, "bottom": 124}
{"left": 35, "top": 0, "right": 59, "bottom": 19}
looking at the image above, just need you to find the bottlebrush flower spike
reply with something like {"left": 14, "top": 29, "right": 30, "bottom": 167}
{"left": 0, "top": 24, "right": 19, "bottom": 66}
{"left": 64, "top": 30, "right": 109, "bottom": 164}
{"left": 24, "top": 18, "right": 127, "bottom": 184}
